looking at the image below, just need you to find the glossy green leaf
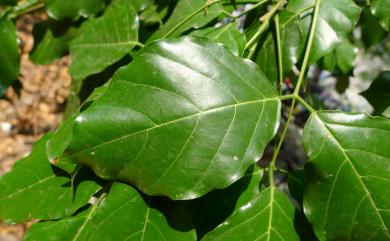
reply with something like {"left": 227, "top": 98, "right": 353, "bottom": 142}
{"left": 57, "top": 36, "right": 280, "bottom": 200}
{"left": 0, "top": 19, "right": 19, "bottom": 96}
{"left": 371, "top": 0, "right": 390, "bottom": 31}
{"left": 303, "top": 112, "right": 390, "bottom": 241}
{"left": 192, "top": 165, "right": 263, "bottom": 238}
{"left": 43, "top": 0, "right": 105, "bottom": 20}
{"left": 69, "top": 0, "right": 139, "bottom": 80}
{"left": 191, "top": 23, "right": 247, "bottom": 56}
{"left": 360, "top": 8, "right": 387, "bottom": 48}
{"left": 257, "top": 0, "right": 360, "bottom": 81}
{"left": 362, "top": 71, "right": 390, "bottom": 118}
{"left": 202, "top": 187, "right": 300, "bottom": 241}
{"left": 24, "top": 182, "right": 196, "bottom": 241}
{"left": 322, "top": 40, "right": 357, "bottom": 74}
{"left": 148, "top": 0, "right": 223, "bottom": 41}
{"left": 0, "top": 134, "right": 101, "bottom": 223}
{"left": 30, "top": 21, "right": 77, "bottom": 65}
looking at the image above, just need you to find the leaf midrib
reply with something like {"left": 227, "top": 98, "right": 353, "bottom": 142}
{"left": 64, "top": 97, "right": 280, "bottom": 160}
{"left": 316, "top": 114, "right": 390, "bottom": 239}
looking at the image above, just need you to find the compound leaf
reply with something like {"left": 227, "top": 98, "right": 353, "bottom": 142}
{"left": 24, "top": 182, "right": 196, "bottom": 241}
{"left": 303, "top": 112, "right": 390, "bottom": 241}
{"left": 69, "top": 0, "right": 139, "bottom": 80}
{"left": 58, "top": 36, "right": 280, "bottom": 200}
{"left": 0, "top": 19, "right": 19, "bottom": 96}
{"left": 0, "top": 134, "right": 101, "bottom": 223}
{"left": 201, "top": 187, "right": 300, "bottom": 241}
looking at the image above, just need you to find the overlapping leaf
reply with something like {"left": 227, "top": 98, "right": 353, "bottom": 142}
{"left": 0, "top": 135, "right": 101, "bottom": 223}
{"left": 69, "top": 0, "right": 139, "bottom": 80}
{"left": 257, "top": 0, "right": 360, "bottom": 81}
{"left": 202, "top": 187, "right": 299, "bottom": 241}
{"left": 24, "top": 182, "right": 196, "bottom": 241}
{"left": 0, "top": 19, "right": 19, "bottom": 96}
{"left": 362, "top": 71, "right": 390, "bottom": 118}
{"left": 371, "top": 0, "right": 390, "bottom": 31}
{"left": 148, "top": 0, "right": 223, "bottom": 41}
{"left": 56, "top": 36, "right": 280, "bottom": 200}
{"left": 191, "top": 23, "right": 247, "bottom": 56}
{"left": 303, "top": 112, "right": 390, "bottom": 240}
{"left": 43, "top": 0, "right": 105, "bottom": 20}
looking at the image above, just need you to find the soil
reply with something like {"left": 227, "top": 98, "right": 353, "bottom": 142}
{"left": 0, "top": 13, "right": 71, "bottom": 241}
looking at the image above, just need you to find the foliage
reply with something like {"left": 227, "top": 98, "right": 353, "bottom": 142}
{"left": 0, "top": 0, "right": 389, "bottom": 240}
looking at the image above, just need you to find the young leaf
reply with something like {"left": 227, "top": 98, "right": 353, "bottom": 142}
{"left": 58, "top": 36, "right": 280, "bottom": 200}
{"left": 362, "top": 71, "right": 390, "bottom": 118}
{"left": 303, "top": 112, "right": 390, "bottom": 241}
{"left": 23, "top": 182, "right": 196, "bottom": 241}
{"left": 191, "top": 23, "right": 247, "bottom": 56}
{"left": 0, "top": 134, "right": 101, "bottom": 223}
{"left": 43, "top": 0, "right": 105, "bottom": 20}
{"left": 201, "top": 187, "right": 300, "bottom": 241}
{"left": 147, "top": 0, "right": 223, "bottom": 41}
{"left": 371, "top": 0, "right": 390, "bottom": 31}
{"left": 0, "top": 19, "right": 19, "bottom": 96}
{"left": 69, "top": 0, "right": 139, "bottom": 80}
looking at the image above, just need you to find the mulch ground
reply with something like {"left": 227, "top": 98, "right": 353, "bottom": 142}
{"left": 0, "top": 13, "right": 71, "bottom": 241}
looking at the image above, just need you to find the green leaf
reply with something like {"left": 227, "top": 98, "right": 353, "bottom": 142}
{"left": 360, "top": 8, "right": 387, "bottom": 48}
{"left": 371, "top": 0, "right": 390, "bottom": 31}
{"left": 303, "top": 112, "right": 390, "bottom": 241}
{"left": 362, "top": 71, "right": 390, "bottom": 118}
{"left": 0, "top": 134, "right": 101, "bottom": 223}
{"left": 139, "top": 4, "right": 169, "bottom": 27}
{"left": 191, "top": 165, "right": 263, "bottom": 238}
{"left": 43, "top": 0, "right": 105, "bottom": 20}
{"left": 0, "top": 0, "right": 16, "bottom": 6}
{"left": 69, "top": 0, "right": 139, "bottom": 80}
{"left": 24, "top": 182, "right": 196, "bottom": 241}
{"left": 322, "top": 40, "right": 357, "bottom": 74}
{"left": 191, "top": 23, "right": 247, "bottom": 56}
{"left": 257, "top": 0, "right": 360, "bottom": 81}
{"left": 130, "top": 0, "right": 153, "bottom": 12}
{"left": 58, "top": 36, "right": 280, "bottom": 200}
{"left": 148, "top": 0, "right": 223, "bottom": 41}
{"left": 0, "top": 19, "right": 19, "bottom": 96}
{"left": 30, "top": 21, "right": 77, "bottom": 65}
{"left": 202, "top": 187, "right": 300, "bottom": 241}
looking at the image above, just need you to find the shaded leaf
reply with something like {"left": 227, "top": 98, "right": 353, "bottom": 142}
{"left": 191, "top": 165, "right": 263, "bottom": 238}
{"left": 371, "top": 0, "right": 390, "bottom": 31}
{"left": 131, "top": 0, "right": 153, "bottom": 12}
{"left": 0, "top": 134, "right": 101, "bottom": 223}
{"left": 30, "top": 20, "right": 77, "bottom": 65}
{"left": 148, "top": 0, "right": 223, "bottom": 41}
{"left": 362, "top": 71, "right": 390, "bottom": 118}
{"left": 360, "top": 8, "right": 387, "bottom": 48}
{"left": 69, "top": 0, "right": 139, "bottom": 80}
{"left": 24, "top": 182, "right": 196, "bottom": 241}
{"left": 322, "top": 39, "right": 357, "bottom": 74}
{"left": 58, "top": 36, "right": 280, "bottom": 200}
{"left": 202, "top": 187, "right": 300, "bottom": 241}
{"left": 303, "top": 112, "right": 390, "bottom": 240}
{"left": 43, "top": 0, "right": 105, "bottom": 20}
{"left": 0, "top": 19, "right": 19, "bottom": 96}
{"left": 0, "top": 0, "right": 16, "bottom": 5}
{"left": 191, "top": 23, "right": 247, "bottom": 56}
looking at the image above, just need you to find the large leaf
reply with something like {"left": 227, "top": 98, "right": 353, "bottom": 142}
{"left": 257, "top": 0, "right": 360, "bottom": 81}
{"left": 69, "top": 0, "right": 139, "bottom": 80}
{"left": 371, "top": 0, "right": 390, "bottom": 31}
{"left": 191, "top": 165, "right": 263, "bottom": 238}
{"left": 0, "top": 135, "right": 101, "bottom": 223}
{"left": 55, "top": 36, "right": 280, "bottom": 200}
{"left": 30, "top": 21, "right": 77, "bottom": 65}
{"left": 191, "top": 23, "right": 247, "bottom": 56}
{"left": 202, "top": 187, "right": 300, "bottom": 241}
{"left": 362, "top": 71, "right": 390, "bottom": 118}
{"left": 303, "top": 112, "right": 390, "bottom": 240}
{"left": 24, "top": 182, "right": 196, "bottom": 241}
{"left": 148, "top": 0, "right": 223, "bottom": 41}
{"left": 322, "top": 39, "right": 357, "bottom": 74}
{"left": 43, "top": 0, "right": 105, "bottom": 20}
{"left": 0, "top": 19, "right": 19, "bottom": 96}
